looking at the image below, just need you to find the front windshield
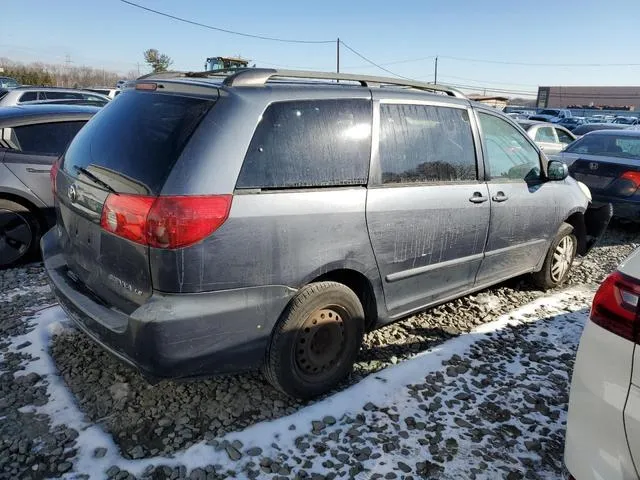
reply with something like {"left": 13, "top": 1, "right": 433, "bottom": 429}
{"left": 565, "top": 133, "right": 640, "bottom": 159}
{"left": 539, "top": 109, "right": 559, "bottom": 115}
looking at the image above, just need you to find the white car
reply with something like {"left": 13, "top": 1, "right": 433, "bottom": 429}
{"left": 565, "top": 248, "right": 640, "bottom": 480}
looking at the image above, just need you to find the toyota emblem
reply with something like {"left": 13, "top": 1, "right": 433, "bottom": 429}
{"left": 68, "top": 184, "right": 77, "bottom": 202}
{"left": 588, "top": 162, "right": 599, "bottom": 171}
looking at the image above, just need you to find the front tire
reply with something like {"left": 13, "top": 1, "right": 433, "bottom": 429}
{"left": 531, "top": 222, "right": 577, "bottom": 290}
{"left": 0, "top": 200, "right": 40, "bottom": 268}
{"left": 264, "top": 281, "right": 365, "bottom": 399}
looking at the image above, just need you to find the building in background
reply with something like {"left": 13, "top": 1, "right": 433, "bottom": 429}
{"left": 537, "top": 86, "right": 640, "bottom": 111}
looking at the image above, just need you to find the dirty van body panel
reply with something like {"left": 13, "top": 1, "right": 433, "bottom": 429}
{"left": 366, "top": 184, "right": 490, "bottom": 314}
{"left": 150, "top": 188, "right": 380, "bottom": 300}
{"left": 474, "top": 180, "right": 563, "bottom": 284}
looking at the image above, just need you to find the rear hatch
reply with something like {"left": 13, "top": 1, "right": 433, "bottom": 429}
{"left": 55, "top": 85, "right": 217, "bottom": 315}
{"left": 569, "top": 154, "right": 640, "bottom": 195}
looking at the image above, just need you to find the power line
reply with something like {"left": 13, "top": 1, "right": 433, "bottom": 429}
{"left": 439, "top": 55, "right": 640, "bottom": 67}
{"left": 119, "top": 0, "right": 334, "bottom": 44}
{"left": 344, "top": 55, "right": 436, "bottom": 69}
{"left": 438, "top": 74, "right": 538, "bottom": 88}
{"left": 338, "top": 40, "right": 414, "bottom": 80}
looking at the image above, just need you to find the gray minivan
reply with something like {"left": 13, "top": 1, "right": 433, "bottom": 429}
{"left": 41, "top": 69, "right": 611, "bottom": 398}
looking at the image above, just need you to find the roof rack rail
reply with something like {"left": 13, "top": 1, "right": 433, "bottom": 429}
{"left": 138, "top": 68, "right": 466, "bottom": 98}
{"left": 225, "top": 69, "right": 466, "bottom": 98}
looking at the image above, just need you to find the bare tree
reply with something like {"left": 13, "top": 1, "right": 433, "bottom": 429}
{"left": 0, "top": 57, "right": 125, "bottom": 88}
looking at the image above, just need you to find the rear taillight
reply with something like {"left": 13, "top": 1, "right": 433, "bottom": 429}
{"left": 617, "top": 171, "right": 640, "bottom": 196}
{"left": 620, "top": 171, "right": 640, "bottom": 187}
{"left": 100, "top": 195, "right": 155, "bottom": 244}
{"left": 100, "top": 194, "right": 232, "bottom": 249}
{"left": 50, "top": 158, "right": 61, "bottom": 196}
{"left": 590, "top": 271, "right": 640, "bottom": 343}
{"left": 146, "top": 195, "right": 232, "bottom": 248}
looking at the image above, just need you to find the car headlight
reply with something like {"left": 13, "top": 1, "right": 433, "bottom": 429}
{"left": 577, "top": 181, "right": 592, "bottom": 201}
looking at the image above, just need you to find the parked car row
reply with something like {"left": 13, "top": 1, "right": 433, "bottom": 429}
{"left": 503, "top": 106, "right": 640, "bottom": 130}
{"left": 517, "top": 120, "right": 576, "bottom": 154}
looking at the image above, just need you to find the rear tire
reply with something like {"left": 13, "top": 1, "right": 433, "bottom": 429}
{"left": 264, "top": 281, "right": 365, "bottom": 399}
{"left": 531, "top": 222, "right": 577, "bottom": 290}
{"left": 0, "top": 199, "right": 40, "bottom": 268}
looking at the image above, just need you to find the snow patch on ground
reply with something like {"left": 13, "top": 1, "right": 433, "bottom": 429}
{"left": 0, "top": 284, "right": 51, "bottom": 303}
{"left": 5, "top": 286, "right": 594, "bottom": 479}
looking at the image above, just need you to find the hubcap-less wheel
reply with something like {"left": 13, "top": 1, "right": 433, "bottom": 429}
{"left": 551, "top": 235, "right": 574, "bottom": 283}
{"left": 295, "top": 307, "right": 346, "bottom": 382}
{"left": 0, "top": 208, "right": 32, "bottom": 266}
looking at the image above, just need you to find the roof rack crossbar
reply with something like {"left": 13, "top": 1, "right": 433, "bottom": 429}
{"left": 137, "top": 68, "right": 466, "bottom": 98}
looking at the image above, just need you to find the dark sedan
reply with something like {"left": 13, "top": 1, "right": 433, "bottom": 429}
{"left": 572, "top": 123, "right": 629, "bottom": 137}
{"left": 554, "top": 130, "right": 640, "bottom": 222}
{"left": 556, "top": 117, "right": 587, "bottom": 131}
{"left": 0, "top": 104, "right": 100, "bottom": 266}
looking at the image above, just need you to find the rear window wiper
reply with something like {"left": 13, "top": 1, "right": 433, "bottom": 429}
{"left": 73, "top": 165, "right": 118, "bottom": 195}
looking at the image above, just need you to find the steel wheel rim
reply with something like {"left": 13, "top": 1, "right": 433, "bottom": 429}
{"left": 294, "top": 307, "right": 347, "bottom": 382}
{"left": 0, "top": 208, "right": 32, "bottom": 266}
{"left": 551, "top": 235, "right": 574, "bottom": 283}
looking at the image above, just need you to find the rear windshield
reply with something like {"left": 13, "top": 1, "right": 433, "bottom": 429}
{"left": 565, "top": 133, "right": 640, "bottom": 159}
{"left": 63, "top": 91, "right": 215, "bottom": 194}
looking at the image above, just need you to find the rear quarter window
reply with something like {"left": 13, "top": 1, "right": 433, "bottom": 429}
{"left": 236, "top": 99, "right": 372, "bottom": 189}
{"left": 18, "top": 92, "right": 37, "bottom": 102}
{"left": 12, "top": 121, "right": 87, "bottom": 156}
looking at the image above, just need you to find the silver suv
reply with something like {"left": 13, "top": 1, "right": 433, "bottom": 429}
{"left": 0, "top": 104, "right": 99, "bottom": 266}
{"left": 0, "top": 87, "right": 110, "bottom": 107}
{"left": 41, "top": 69, "right": 611, "bottom": 398}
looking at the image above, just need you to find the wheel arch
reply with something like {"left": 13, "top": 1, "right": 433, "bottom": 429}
{"left": 303, "top": 264, "right": 382, "bottom": 331}
{"left": 0, "top": 189, "right": 49, "bottom": 232}
{"left": 563, "top": 209, "right": 588, "bottom": 256}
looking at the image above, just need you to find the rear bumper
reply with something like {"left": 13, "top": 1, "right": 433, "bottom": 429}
{"left": 592, "top": 195, "right": 640, "bottom": 221}
{"left": 41, "top": 228, "right": 296, "bottom": 379}
{"left": 564, "top": 320, "right": 638, "bottom": 480}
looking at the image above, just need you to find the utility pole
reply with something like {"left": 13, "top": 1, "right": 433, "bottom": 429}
{"left": 336, "top": 38, "right": 340, "bottom": 83}
{"left": 434, "top": 56, "right": 438, "bottom": 85}
{"left": 136, "top": 62, "right": 141, "bottom": 77}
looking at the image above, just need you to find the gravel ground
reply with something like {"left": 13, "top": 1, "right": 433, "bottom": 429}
{"left": 0, "top": 222, "right": 638, "bottom": 478}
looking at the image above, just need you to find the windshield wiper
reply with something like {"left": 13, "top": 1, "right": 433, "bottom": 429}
{"left": 73, "top": 166, "right": 118, "bottom": 195}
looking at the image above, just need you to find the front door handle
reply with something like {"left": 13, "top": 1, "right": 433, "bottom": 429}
{"left": 492, "top": 192, "right": 509, "bottom": 202}
{"left": 469, "top": 192, "right": 488, "bottom": 203}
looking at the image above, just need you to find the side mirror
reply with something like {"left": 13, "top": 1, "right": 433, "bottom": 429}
{"left": 547, "top": 160, "right": 569, "bottom": 181}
